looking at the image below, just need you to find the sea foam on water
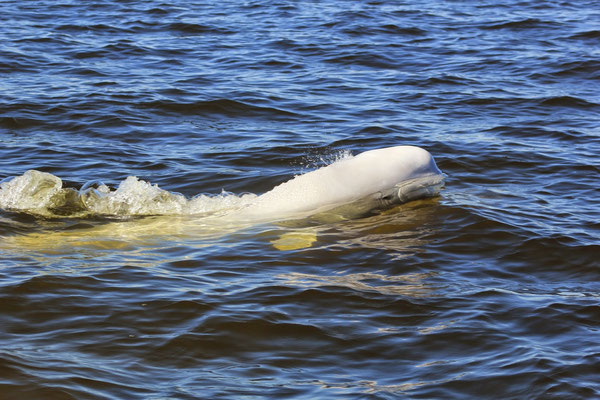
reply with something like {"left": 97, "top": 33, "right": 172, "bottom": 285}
{"left": 0, "top": 170, "right": 253, "bottom": 218}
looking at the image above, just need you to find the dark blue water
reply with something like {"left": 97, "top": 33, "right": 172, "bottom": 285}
{"left": 1, "top": 1, "right": 599, "bottom": 398}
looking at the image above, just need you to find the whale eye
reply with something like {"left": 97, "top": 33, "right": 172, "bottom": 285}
{"left": 380, "top": 194, "right": 395, "bottom": 205}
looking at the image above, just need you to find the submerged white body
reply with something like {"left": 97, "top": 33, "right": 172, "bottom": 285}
{"left": 239, "top": 146, "right": 444, "bottom": 221}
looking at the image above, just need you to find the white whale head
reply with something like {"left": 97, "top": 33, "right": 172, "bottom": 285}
{"left": 240, "top": 145, "right": 444, "bottom": 221}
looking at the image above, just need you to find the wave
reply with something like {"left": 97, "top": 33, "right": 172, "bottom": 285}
{"left": 539, "top": 95, "right": 599, "bottom": 109}
{"left": 165, "top": 22, "right": 236, "bottom": 35}
{"left": 567, "top": 30, "right": 600, "bottom": 40}
{"left": 482, "top": 18, "right": 559, "bottom": 31}
{"left": 141, "top": 99, "right": 299, "bottom": 118}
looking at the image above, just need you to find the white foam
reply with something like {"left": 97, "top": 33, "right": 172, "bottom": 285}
{"left": 0, "top": 170, "right": 63, "bottom": 212}
{"left": 0, "top": 171, "right": 254, "bottom": 217}
{"left": 83, "top": 176, "right": 188, "bottom": 216}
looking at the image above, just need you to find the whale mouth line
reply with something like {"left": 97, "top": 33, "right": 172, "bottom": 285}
{"left": 395, "top": 174, "right": 446, "bottom": 203}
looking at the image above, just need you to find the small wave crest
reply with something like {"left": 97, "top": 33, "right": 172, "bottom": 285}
{"left": 0, "top": 170, "right": 256, "bottom": 218}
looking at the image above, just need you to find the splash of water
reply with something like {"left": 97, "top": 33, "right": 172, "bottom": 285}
{"left": 0, "top": 170, "right": 256, "bottom": 218}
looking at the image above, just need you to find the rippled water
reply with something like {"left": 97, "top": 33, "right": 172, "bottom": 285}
{"left": 1, "top": 0, "right": 599, "bottom": 398}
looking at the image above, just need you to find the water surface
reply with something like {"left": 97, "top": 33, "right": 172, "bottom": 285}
{"left": 1, "top": 0, "right": 599, "bottom": 398}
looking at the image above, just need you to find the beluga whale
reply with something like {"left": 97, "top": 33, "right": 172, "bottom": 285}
{"left": 237, "top": 145, "right": 444, "bottom": 222}
{"left": 0, "top": 145, "right": 444, "bottom": 251}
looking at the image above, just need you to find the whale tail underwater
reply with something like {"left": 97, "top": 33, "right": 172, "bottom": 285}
{"left": 0, "top": 146, "right": 444, "bottom": 251}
